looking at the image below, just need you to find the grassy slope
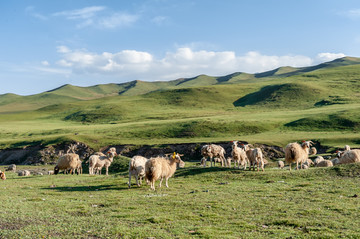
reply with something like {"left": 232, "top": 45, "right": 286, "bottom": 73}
{"left": 1, "top": 163, "right": 360, "bottom": 238}
{"left": 0, "top": 57, "right": 360, "bottom": 149}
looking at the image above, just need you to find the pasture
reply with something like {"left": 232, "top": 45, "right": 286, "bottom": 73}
{"left": 1, "top": 162, "right": 360, "bottom": 238}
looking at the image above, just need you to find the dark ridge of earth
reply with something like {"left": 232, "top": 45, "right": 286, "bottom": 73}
{"left": 0, "top": 141, "right": 327, "bottom": 165}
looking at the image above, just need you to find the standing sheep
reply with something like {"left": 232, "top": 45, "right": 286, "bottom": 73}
{"left": 338, "top": 149, "right": 360, "bottom": 164}
{"left": 145, "top": 153, "right": 185, "bottom": 190}
{"left": 284, "top": 141, "right": 313, "bottom": 170}
{"left": 241, "top": 144, "right": 264, "bottom": 171}
{"left": 128, "top": 155, "right": 149, "bottom": 188}
{"left": 54, "top": 153, "right": 81, "bottom": 175}
{"left": 231, "top": 141, "right": 248, "bottom": 169}
{"left": 201, "top": 144, "right": 227, "bottom": 167}
{"left": 88, "top": 150, "right": 117, "bottom": 176}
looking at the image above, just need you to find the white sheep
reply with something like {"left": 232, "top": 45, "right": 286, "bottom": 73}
{"left": 344, "top": 145, "right": 351, "bottom": 151}
{"left": 338, "top": 149, "right": 360, "bottom": 164}
{"left": 284, "top": 141, "right": 313, "bottom": 170}
{"left": 18, "top": 170, "right": 31, "bottom": 176}
{"left": 241, "top": 144, "right": 264, "bottom": 171}
{"left": 231, "top": 141, "right": 248, "bottom": 169}
{"left": 201, "top": 144, "right": 227, "bottom": 167}
{"left": 54, "top": 153, "right": 81, "bottom": 175}
{"left": 315, "top": 160, "right": 333, "bottom": 167}
{"left": 314, "top": 156, "right": 324, "bottom": 165}
{"left": 88, "top": 150, "right": 117, "bottom": 176}
{"left": 277, "top": 160, "right": 285, "bottom": 169}
{"left": 128, "top": 155, "right": 149, "bottom": 188}
{"left": 309, "top": 147, "right": 317, "bottom": 155}
{"left": 145, "top": 153, "right": 185, "bottom": 190}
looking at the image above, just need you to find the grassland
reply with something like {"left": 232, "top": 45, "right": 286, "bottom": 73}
{"left": 0, "top": 57, "right": 360, "bottom": 150}
{"left": 1, "top": 162, "right": 360, "bottom": 238}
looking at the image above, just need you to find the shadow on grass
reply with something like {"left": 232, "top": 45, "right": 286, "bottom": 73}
{"left": 41, "top": 184, "right": 129, "bottom": 192}
{"left": 175, "top": 166, "right": 239, "bottom": 177}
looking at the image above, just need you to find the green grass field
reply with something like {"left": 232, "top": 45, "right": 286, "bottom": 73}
{"left": 1, "top": 162, "right": 360, "bottom": 238}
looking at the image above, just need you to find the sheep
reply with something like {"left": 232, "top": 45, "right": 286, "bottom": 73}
{"left": 0, "top": 170, "right": 6, "bottom": 180}
{"left": 277, "top": 160, "right": 285, "bottom": 169}
{"left": 314, "top": 156, "right": 324, "bottom": 165}
{"left": 6, "top": 164, "right": 16, "bottom": 171}
{"left": 48, "top": 170, "right": 54, "bottom": 175}
{"left": 344, "top": 145, "right": 351, "bottom": 151}
{"left": 338, "top": 149, "right": 360, "bottom": 164}
{"left": 76, "top": 160, "right": 83, "bottom": 175}
{"left": 241, "top": 144, "right": 264, "bottom": 171}
{"left": 284, "top": 140, "right": 313, "bottom": 170}
{"left": 231, "top": 141, "right": 248, "bottom": 169}
{"left": 88, "top": 150, "right": 117, "bottom": 176}
{"left": 315, "top": 160, "right": 333, "bottom": 167}
{"left": 128, "top": 155, "right": 149, "bottom": 188}
{"left": 309, "top": 147, "right": 317, "bottom": 155}
{"left": 54, "top": 153, "right": 81, "bottom": 175}
{"left": 331, "top": 158, "right": 340, "bottom": 165}
{"left": 201, "top": 144, "right": 227, "bottom": 167}
{"left": 145, "top": 153, "right": 185, "bottom": 190}
{"left": 295, "top": 164, "right": 309, "bottom": 170}
{"left": 18, "top": 170, "right": 31, "bottom": 176}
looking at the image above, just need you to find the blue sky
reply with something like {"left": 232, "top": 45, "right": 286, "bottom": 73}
{"left": 1, "top": 0, "right": 360, "bottom": 95}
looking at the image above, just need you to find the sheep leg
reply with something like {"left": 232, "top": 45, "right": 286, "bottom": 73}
{"left": 106, "top": 167, "right": 109, "bottom": 176}
{"left": 202, "top": 158, "right": 207, "bottom": 168}
{"left": 257, "top": 161, "right": 259, "bottom": 172}
{"left": 128, "top": 172, "right": 132, "bottom": 188}
{"left": 244, "top": 160, "right": 247, "bottom": 170}
{"left": 135, "top": 175, "right": 140, "bottom": 187}
{"left": 159, "top": 178, "right": 163, "bottom": 187}
{"left": 165, "top": 178, "right": 169, "bottom": 188}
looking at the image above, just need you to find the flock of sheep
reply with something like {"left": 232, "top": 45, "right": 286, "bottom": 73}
{"left": 1, "top": 140, "right": 360, "bottom": 190}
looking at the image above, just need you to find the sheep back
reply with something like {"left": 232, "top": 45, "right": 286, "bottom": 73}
{"left": 339, "top": 149, "right": 360, "bottom": 164}
{"left": 315, "top": 160, "right": 333, "bottom": 167}
{"left": 55, "top": 153, "right": 80, "bottom": 174}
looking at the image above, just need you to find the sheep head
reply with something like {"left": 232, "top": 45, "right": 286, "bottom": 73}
{"left": 172, "top": 152, "right": 185, "bottom": 168}
{"left": 301, "top": 141, "right": 313, "bottom": 148}
{"left": 54, "top": 166, "right": 60, "bottom": 175}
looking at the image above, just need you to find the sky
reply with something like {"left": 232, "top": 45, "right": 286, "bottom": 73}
{"left": 1, "top": 0, "right": 360, "bottom": 95}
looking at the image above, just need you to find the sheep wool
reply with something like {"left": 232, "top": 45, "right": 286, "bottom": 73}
{"left": 338, "top": 149, "right": 360, "bottom": 164}
{"left": 285, "top": 141, "right": 312, "bottom": 170}
{"left": 231, "top": 141, "right": 248, "bottom": 169}
{"left": 54, "top": 153, "right": 81, "bottom": 175}
{"left": 145, "top": 153, "right": 185, "bottom": 190}
{"left": 315, "top": 160, "right": 333, "bottom": 167}
{"left": 128, "top": 155, "right": 149, "bottom": 188}
{"left": 201, "top": 144, "right": 227, "bottom": 167}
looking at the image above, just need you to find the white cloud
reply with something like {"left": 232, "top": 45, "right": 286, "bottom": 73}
{"left": 152, "top": 16, "right": 169, "bottom": 25}
{"left": 316, "top": 52, "right": 346, "bottom": 63}
{"left": 41, "top": 61, "right": 50, "bottom": 66}
{"left": 55, "top": 46, "right": 343, "bottom": 81}
{"left": 342, "top": 9, "right": 360, "bottom": 19}
{"left": 25, "top": 6, "right": 48, "bottom": 20}
{"left": 53, "top": 6, "right": 106, "bottom": 20}
{"left": 53, "top": 6, "right": 138, "bottom": 29}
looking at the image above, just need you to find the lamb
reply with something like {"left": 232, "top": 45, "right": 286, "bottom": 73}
{"left": 6, "top": 164, "right": 16, "bottom": 171}
{"left": 241, "top": 144, "right": 264, "bottom": 171}
{"left": 315, "top": 160, "right": 333, "bottom": 167}
{"left": 128, "top": 155, "right": 149, "bottom": 188}
{"left": 309, "top": 147, "right": 317, "bottom": 155}
{"left": 314, "top": 156, "right": 324, "bottom": 165}
{"left": 231, "top": 141, "right": 248, "bottom": 169}
{"left": 201, "top": 144, "right": 227, "bottom": 167}
{"left": 284, "top": 140, "right": 313, "bottom": 170}
{"left": 54, "top": 153, "right": 81, "bottom": 175}
{"left": 18, "top": 170, "right": 31, "bottom": 176}
{"left": 88, "top": 150, "right": 117, "bottom": 176}
{"left": 145, "top": 153, "right": 185, "bottom": 190}
{"left": 338, "top": 149, "right": 360, "bottom": 164}
{"left": 277, "top": 160, "right": 285, "bottom": 169}
{"left": 0, "top": 170, "right": 6, "bottom": 180}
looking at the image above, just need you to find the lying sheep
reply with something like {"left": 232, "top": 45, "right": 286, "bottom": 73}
{"left": 285, "top": 141, "right": 313, "bottom": 170}
{"left": 314, "top": 156, "right": 324, "bottom": 165}
{"left": 6, "top": 164, "right": 16, "bottom": 171}
{"left": 88, "top": 150, "right": 117, "bottom": 176}
{"left": 315, "top": 160, "right": 333, "bottom": 167}
{"left": 331, "top": 158, "right": 340, "bottom": 165}
{"left": 54, "top": 153, "right": 81, "bottom": 175}
{"left": 128, "top": 155, "right": 149, "bottom": 188}
{"left": 145, "top": 153, "right": 185, "bottom": 190}
{"left": 0, "top": 170, "right": 6, "bottom": 180}
{"left": 277, "top": 160, "right": 285, "bottom": 169}
{"left": 18, "top": 170, "right": 31, "bottom": 176}
{"left": 309, "top": 147, "right": 317, "bottom": 155}
{"left": 338, "top": 149, "right": 360, "bottom": 164}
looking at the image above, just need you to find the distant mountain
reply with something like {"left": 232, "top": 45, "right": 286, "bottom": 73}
{"left": 0, "top": 56, "right": 359, "bottom": 113}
